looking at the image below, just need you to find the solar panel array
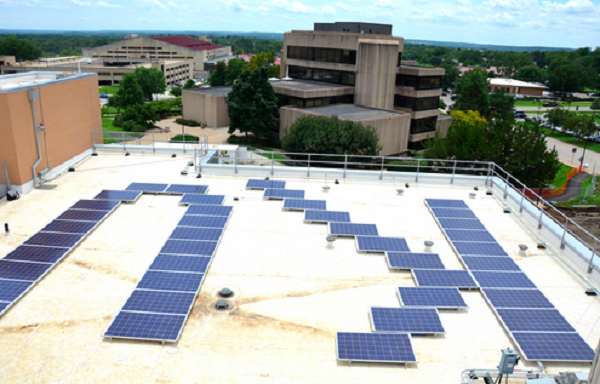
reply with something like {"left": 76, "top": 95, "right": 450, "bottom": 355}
{"left": 397, "top": 287, "right": 467, "bottom": 309}
{"left": 0, "top": 199, "right": 119, "bottom": 318}
{"left": 246, "top": 179, "right": 286, "bottom": 190}
{"left": 264, "top": 188, "right": 305, "bottom": 200}
{"left": 370, "top": 307, "right": 445, "bottom": 334}
{"left": 337, "top": 332, "right": 417, "bottom": 363}
{"left": 426, "top": 198, "right": 594, "bottom": 362}
{"left": 304, "top": 210, "right": 350, "bottom": 223}
{"left": 104, "top": 201, "right": 232, "bottom": 343}
{"left": 179, "top": 194, "right": 225, "bottom": 206}
{"left": 124, "top": 182, "right": 210, "bottom": 196}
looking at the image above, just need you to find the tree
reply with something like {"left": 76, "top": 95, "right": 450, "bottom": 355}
{"left": 101, "top": 105, "right": 110, "bottom": 119}
{"left": 169, "top": 87, "right": 182, "bottom": 97}
{"left": 210, "top": 61, "right": 227, "bottom": 86}
{"left": 59, "top": 48, "right": 80, "bottom": 57}
{"left": 0, "top": 35, "right": 41, "bottom": 61}
{"left": 590, "top": 98, "right": 600, "bottom": 116}
{"left": 282, "top": 115, "right": 381, "bottom": 158}
{"left": 545, "top": 107, "right": 570, "bottom": 128}
{"left": 564, "top": 114, "right": 597, "bottom": 142}
{"left": 107, "top": 95, "right": 123, "bottom": 115}
{"left": 235, "top": 48, "right": 244, "bottom": 55}
{"left": 133, "top": 67, "right": 166, "bottom": 101}
{"left": 548, "top": 64, "right": 588, "bottom": 93}
{"left": 183, "top": 79, "right": 196, "bottom": 89}
{"left": 440, "top": 63, "right": 459, "bottom": 90}
{"left": 489, "top": 89, "right": 515, "bottom": 118}
{"left": 514, "top": 65, "right": 545, "bottom": 83}
{"left": 226, "top": 66, "right": 279, "bottom": 140}
{"left": 118, "top": 103, "right": 160, "bottom": 131}
{"left": 453, "top": 69, "right": 489, "bottom": 117}
{"left": 225, "top": 58, "right": 247, "bottom": 85}
{"left": 439, "top": 99, "right": 447, "bottom": 110}
{"left": 116, "top": 73, "right": 144, "bottom": 109}
{"left": 247, "top": 51, "right": 277, "bottom": 71}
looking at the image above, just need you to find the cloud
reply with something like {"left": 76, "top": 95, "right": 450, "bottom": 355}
{"left": 257, "top": 5, "right": 268, "bottom": 10}
{"left": 456, "top": 0, "right": 469, "bottom": 4}
{"left": 222, "top": 0, "right": 249, "bottom": 11}
{"left": 542, "top": 0, "right": 597, "bottom": 14}
{"left": 336, "top": 1, "right": 349, "bottom": 10}
{"left": 167, "top": 0, "right": 177, "bottom": 7}
{"left": 374, "top": 0, "right": 398, "bottom": 8}
{"left": 96, "top": 1, "right": 120, "bottom": 7}
{"left": 321, "top": 4, "right": 335, "bottom": 13}
{"left": 270, "top": 0, "right": 319, "bottom": 13}
{"left": 70, "top": 0, "right": 91, "bottom": 5}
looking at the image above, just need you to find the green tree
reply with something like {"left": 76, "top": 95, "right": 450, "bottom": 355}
{"left": 489, "top": 89, "right": 515, "bottom": 117}
{"left": 514, "top": 65, "right": 545, "bottom": 83}
{"left": 116, "top": 73, "right": 144, "bottom": 109}
{"left": 235, "top": 48, "right": 244, "bottom": 55}
{"left": 169, "top": 87, "right": 182, "bottom": 97}
{"left": 210, "top": 61, "right": 227, "bottom": 86}
{"left": 119, "top": 103, "right": 160, "bottom": 130}
{"left": 225, "top": 58, "right": 247, "bottom": 84}
{"left": 548, "top": 64, "right": 588, "bottom": 93}
{"left": 282, "top": 115, "right": 381, "bottom": 158}
{"left": 545, "top": 107, "right": 570, "bottom": 128}
{"left": 440, "top": 63, "right": 459, "bottom": 90}
{"left": 226, "top": 66, "right": 279, "bottom": 140}
{"left": 59, "top": 48, "right": 80, "bottom": 57}
{"left": 564, "top": 114, "right": 597, "bottom": 142}
{"left": 183, "top": 79, "right": 196, "bottom": 89}
{"left": 133, "top": 67, "right": 167, "bottom": 101}
{"left": 439, "top": 99, "right": 447, "bottom": 110}
{"left": 247, "top": 51, "right": 277, "bottom": 71}
{"left": 107, "top": 95, "right": 123, "bottom": 114}
{"left": 0, "top": 35, "right": 41, "bottom": 61}
{"left": 453, "top": 69, "right": 489, "bottom": 117}
{"left": 590, "top": 98, "right": 600, "bottom": 117}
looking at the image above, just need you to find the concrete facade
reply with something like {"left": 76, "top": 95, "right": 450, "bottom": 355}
{"left": 488, "top": 79, "right": 546, "bottom": 97}
{"left": 355, "top": 40, "right": 398, "bottom": 110}
{"left": 182, "top": 87, "right": 231, "bottom": 128}
{"left": 0, "top": 56, "right": 15, "bottom": 66}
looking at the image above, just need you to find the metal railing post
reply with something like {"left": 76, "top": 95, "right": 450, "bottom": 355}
{"left": 307, "top": 154, "right": 310, "bottom": 177}
{"left": 588, "top": 239, "right": 598, "bottom": 273}
{"left": 519, "top": 189, "right": 525, "bottom": 213}
{"left": 183, "top": 132, "right": 186, "bottom": 154}
{"left": 380, "top": 156, "right": 384, "bottom": 180}
{"left": 486, "top": 163, "right": 492, "bottom": 187}
{"left": 503, "top": 176, "right": 509, "bottom": 200}
{"left": 344, "top": 155, "right": 348, "bottom": 178}
{"left": 560, "top": 222, "right": 567, "bottom": 249}
{"left": 122, "top": 132, "right": 126, "bottom": 152}
{"left": 4, "top": 161, "right": 10, "bottom": 188}
{"left": 152, "top": 133, "right": 155, "bottom": 154}
{"left": 415, "top": 159, "right": 420, "bottom": 182}
{"left": 234, "top": 149, "right": 238, "bottom": 174}
{"left": 450, "top": 161, "right": 456, "bottom": 184}
{"left": 271, "top": 152, "right": 274, "bottom": 176}
{"left": 537, "top": 204, "right": 544, "bottom": 229}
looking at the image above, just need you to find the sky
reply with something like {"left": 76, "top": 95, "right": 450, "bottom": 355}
{"left": 0, "top": 0, "right": 599, "bottom": 48}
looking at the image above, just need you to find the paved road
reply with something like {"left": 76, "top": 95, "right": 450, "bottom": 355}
{"left": 546, "top": 136, "right": 600, "bottom": 170}
{"left": 518, "top": 106, "right": 592, "bottom": 112}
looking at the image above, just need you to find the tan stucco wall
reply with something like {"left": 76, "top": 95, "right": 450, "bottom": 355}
{"left": 355, "top": 40, "right": 398, "bottom": 110}
{"left": 182, "top": 90, "right": 230, "bottom": 128}
{"left": 0, "top": 76, "right": 100, "bottom": 186}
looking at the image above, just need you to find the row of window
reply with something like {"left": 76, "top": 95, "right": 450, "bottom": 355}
{"left": 287, "top": 46, "right": 357, "bottom": 65}
{"left": 396, "top": 75, "right": 441, "bottom": 90}
{"left": 394, "top": 95, "right": 439, "bottom": 111}
{"left": 288, "top": 66, "right": 356, "bottom": 86}
{"left": 276, "top": 94, "right": 355, "bottom": 108}
{"left": 122, "top": 46, "right": 163, "bottom": 50}
{"left": 410, "top": 117, "right": 438, "bottom": 134}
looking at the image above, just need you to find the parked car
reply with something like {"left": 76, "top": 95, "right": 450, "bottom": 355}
{"left": 442, "top": 92, "right": 447, "bottom": 96}
{"left": 99, "top": 93, "right": 110, "bottom": 98}
{"left": 564, "top": 130, "right": 575, "bottom": 136}
{"left": 514, "top": 110, "right": 527, "bottom": 119}
{"left": 451, "top": 95, "right": 457, "bottom": 101}
{"left": 543, "top": 101, "right": 559, "bottom": 107}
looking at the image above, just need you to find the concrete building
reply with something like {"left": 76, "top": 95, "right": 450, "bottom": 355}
{"left": 0, "top": 56, "right": 16, "bottom": 66}
{"left": 183, "top": 86, "right": 232, "bottom": 128}
{"left": 0, "top": 71, "right": 101, "bottom": 194}
{"left": 488, "top": 79, "right": 547, "bottom": 97}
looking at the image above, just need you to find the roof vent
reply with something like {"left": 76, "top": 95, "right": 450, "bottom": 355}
{"left": 469, "top": 192, "right": 476, "bottom": 199}
{"left": 474, "top": 186, "right": 479, "bottom": 191}
{"left": 215, "top": 300, "right": 229, "bottom": 310}
{"left": 585, "top": 288, "right": 598, "bottom": 296}
{"left": 322, "top": 186, "right": 330, "bottom": 193}
{"left": 326, "top": 235, "right": 336, "bottom": 249}
{"left": 219, "top": 288, "right": 233, "bottom": 298}
{"left": 424, "top": 240, "right": 434, "bottom": 252}
{"left": 396, "top": 189, "right": 404, "bottom": 195}
{"left": 486, "top": 189, "right": 493, "bottom": 196}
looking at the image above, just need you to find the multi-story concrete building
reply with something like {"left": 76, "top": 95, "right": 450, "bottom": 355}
{"left": 488, "top": 79, "right": 547, "bottom": 97}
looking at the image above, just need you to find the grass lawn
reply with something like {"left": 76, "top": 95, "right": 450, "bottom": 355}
{"left": 542, "top": 127, "right": 600, "bottom": 153}
{"left": 550, "top": 163, "right": 574, "bottom": 188}
{"left": 553, "top": 175, "right": 600, "bottom": 207}
{"left": 99, "top": 86, "right": 119, "bottom": 95}
{"left": 514, "top": 100, "right": 592, "bottom": 108}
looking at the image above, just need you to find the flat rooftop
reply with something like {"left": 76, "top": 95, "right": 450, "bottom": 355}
{"left": 0, "top": 71, "right": 95, "bottom": 92}
{"left": 292, "top": 103, "right": 400, "bottom": 120}
{"left": 0, "top": 153, "right": 598, "bottom": 382}
{"left": 271, "top": 79, "right": 353, "bottom": 91}
{"left": 188, "top": 86, "right": 233, "bottom": 96}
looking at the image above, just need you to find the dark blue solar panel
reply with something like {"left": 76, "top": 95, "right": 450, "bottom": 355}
{"left": 445, "top": 230, "right": 496, "bottom": 243}
{"left": 304, "top": 210, "right": 350, "bottom": 223}
{"left": 70, "top": 199, "right": 120, "bottom": 211}
{"left": 186, "top": 205, "right": 232, "bottom": 217}
{"left": 431, "top": 208, "right": 477, "bottom": 219}
{"left": 0, "top": 260, "right": 53, "bottom": 281}
{"left": 497, "top": 309, "right": 575, "bottom": 332}
{"left": 387, "top": 253, "right": 445, "bottom": 270}
{"left": 398, "top": 287, "right": 467, "bottom": 309}
{"left": 512, "top": 332, "right": 594, "bottom": 362}
{"left": 104, "top": 312, "right": 186, "bottom": 342}
{"left": 371, "top": 307, "right": 445, "bottom": 334}
{"left": 94, "top": 190, "right": 141, "bottom": 202}
{"left": 413, "top": 269, "right": 478, "bottom": 288}
{"left": 438, "top": 218, "right": 486, "bottom": 230}
{"left": 3, "top": 246, "right": 69, "bottom": 264}
{"left": 426, "top": 199, "right": 469, "bottom": 209}
{"left": 122, "top": 290, "right": 196, "bottom": 315}
{"left": 166, "top": 184, "right": 209, "bottom": 195}
{"left": 264, "top": 189, "right": 305, "bottom": 199}
{"left": 137, "top": 271, "right": 203, "bottom": 292}
{"left": 357, "top": 236, "right": 409, "bottom": 252}
{"left": 283, "top": 199, "right": 326, "bottom": 211}
{"left": 57, "top": 210, "right": 108, "bottom": 222}
{"left": 170, "top": 227, "right": 223, "bottom": 242}
{"left": 337, "top": 332, "right": 417, "bottom": 363}
{"left": 453, "top": 242, "right": 508, "bottom": 257}
{"left": 41, "top": 220, "right": 96, "bottom": 234}
{"left": 178, "top": 215, "right": 228, "bottom": 228}
{"left": 125, "top": 183, "right": 169, "bottom": 193}
{"left": 246, "top": 179, "right": 286, "bottom": 189}
{"left": 0, "top": 279, "right": 33, "bottom": 301}
{"left": 180, "top": 195, "right": 225, "bottom": 206}
{"left": 482, "top": 289, "right": 554, "bottom": 309}
{"left": 461, "top": 256, "right": 521, "bottom": 271}
{"left": 24, "top": 232, "right": 83, "bottom": 248}
{"left": 160, "top": 240, "right": 217, "bottom": 256}
{"left": 0, "top": 302, "right": 9, "bottom": 313}
{"left": 471, "top": 271, "right": 536, "bottom": 289}
{"left": 149, "top": 255, "right": 211, "bottom": 274}
{"left": 329, "top": 223, "right": 378, "bottom": 237}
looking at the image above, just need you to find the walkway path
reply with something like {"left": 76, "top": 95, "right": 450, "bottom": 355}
{"left": 550, "top": 172, "right": 590, "bottom": 202}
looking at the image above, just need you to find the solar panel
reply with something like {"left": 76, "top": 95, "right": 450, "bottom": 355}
{"left": 386, "top": 252, "right": 445, "bottom": 270}
{"left": 356, "top": 236, "right": 409, "bottom": 252}
{"left": 512, "top": 332, "right": 594, "bottom": 362}
{"left": 371, "top": 307, "right": 445, "bottom": 334}
{"left": 122, "top": 290, "right": 196, "bottom": 315}
{"left": 178, "top": 215, "right": 228, "bottom": 229}
{"left": 425, "top": 199, "right": 469, "bottom": 209}
{"left": 246, "top": 179, "right": 286, "bottom": 190}
{"left": 0, "top": 302, "right": 9, "bottom": 313}
{"left": 304, "top": 210, "right": 351, "bottom": 223}
{"left": 186, "top": 205, "right": 232, "bottom": 217}
{"left": 137, "top": 271, "right": 204, "bottom": 292}
{"left": 3, "top": 246, "right": 69, "bottom": 264}
{"left": 104, "top": 311, "right": 186, "bottom": 342}
{"left": 166, "top": 184, "right": 209, "bottom": 195}
{"left": 431, "top": 208, "right": 477, "bottom": 219}
{"left": 57, "top": 210, "right": 108, "bottom": 222}
{"left": 445, "top": 230, "right": 496, "bottom": 243}
{"left": 149, "top": 255, "right": 212, "bottom": 274}
{"left": 179, "top": 194, "right": 225, "bottom": 206}
{"left": 461, "top": 256, "right": 521, "bottom": 271}
{"left": 169, "top": 227, "right": 223, "bottom": 242}
{"left": 264, "top": 189, "right": 305, "bottom": 200}
{"left": 70, "top": 199, "right": 120, "bottom": 211}
{"left": 337, "top": 332, "right": 417, "bottom": 363}
{"left": 0, "top": 279, "right": 33, "bottom": 302}
{"left": 482, "top": 289, "right": 554, "bottom": 309}
{"left": 397, "top": 287, "right": 467, "bottom": 309}
{"left": 497, "top": 309, "right": 575, "bottom": 332}
{"left": 453, "top": 242, "right": 509, "bottom": 257}
{"left": 24, "top": 232, "right": 83, "bottom": 248}
{"left": 471, "top": 271, "right": 536, "bottom": 289}
{"left": 412, "top": 269, "right": 478, "bottom": 288}
{"left": 283, "top": 199, "right": 326, "bottom": 211}
{"left": 329, "top": 223, "right": 378, "bottom": 237}
{"left": 125, "top": 183, "right": 169, "bottom": 193}
{"left": 41, "top": 220, "right": 97, "bottom": 234}
{"left": 94, "top": 190, "right": 141, "bottom": 202}
{"left": 160, "top": 240, "right": 217, "bottom": 256}
{"left": 438, "top": 218, "right": 486, "bottom": 230}
{"left": 0, "top": 260, "right": 53, "bottom": 281}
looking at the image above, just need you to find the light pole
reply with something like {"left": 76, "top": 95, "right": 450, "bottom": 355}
{"left": 179, "top": 103, "right": 184, "bottom": 141}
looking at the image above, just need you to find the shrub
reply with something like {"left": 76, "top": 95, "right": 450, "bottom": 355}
{"left": 170, "top": 134, "right": 199, "bottom": 143}
{"left": 113, "top": 114, "right": 123, "bottom": 127}
{"left": 175, "top": 118, "right": 200, "bottom": 127}
{"left": 121, "top": 120, "right": 135, "bottom": 132}
{"left": 132, "top": 125, "right": 147, "bottom": 133}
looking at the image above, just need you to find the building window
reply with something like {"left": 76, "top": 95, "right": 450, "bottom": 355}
{"left": 396, "top": 75, "right": 441, "bottom": 90}
{"left": 288, "top": 46, "right": 357, "bottom": 65}
{"left": 410, "top": 117, "right": 437, "bottom": 134}
{"left": 288, "top": 66, "right": 355, "bottom": 86}
{"left": 397, "top": 52, "right": 402, "bottom": 67}
{"left": 276, "top": 94, "right": 355, "bottom": 108}
{"left": 394, "top": 95, "right": 440, "bottom": 111}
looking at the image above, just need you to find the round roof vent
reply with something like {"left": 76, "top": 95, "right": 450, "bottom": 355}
{"left": 215, "top": 300, "right": 229, "bottom": 310}
{"left": 219, "top": 287, "right": 233, "bottom": 298}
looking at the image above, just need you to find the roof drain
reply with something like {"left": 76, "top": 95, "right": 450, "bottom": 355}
{"left": 215, "top": 300, "right": 229, "bottom": 310}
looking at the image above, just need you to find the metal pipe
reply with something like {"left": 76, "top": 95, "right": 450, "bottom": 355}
{"left": 27, "top": 90, "right": 43, "bottom": 187}
{"left": 37, "top": 84, "right": 51, "bottom": 170}
{"left": 416, "top": 159, "right": 420, "bottom": 182}
{"left": 3, "top": 161, "right": 9, "bottom": 189}
{"left": 451, "top": 161, "right": 456, "bottom": 184}
{"left": 588, "top": 239, "right": 597, "bottom": 273}
{"left": 307, "top": 154, "right": 310, "bottom": 177}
